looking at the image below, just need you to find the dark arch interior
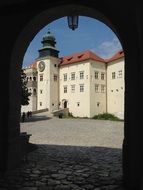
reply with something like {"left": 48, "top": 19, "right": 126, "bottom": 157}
{"left": 0, "top": 1, "right": 143, "bottom": 189}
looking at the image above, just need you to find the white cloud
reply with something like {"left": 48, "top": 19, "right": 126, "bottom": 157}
{"left": 91, "top": 37, "right": 122, "bottom": 58}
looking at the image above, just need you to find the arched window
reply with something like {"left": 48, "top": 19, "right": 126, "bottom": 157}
{"left": 33, "top": 76, "right": 36, "bottom": 81}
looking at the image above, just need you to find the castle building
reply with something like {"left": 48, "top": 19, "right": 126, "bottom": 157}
{"left": 21, "top": 30, "right": 124, "bottom": 119}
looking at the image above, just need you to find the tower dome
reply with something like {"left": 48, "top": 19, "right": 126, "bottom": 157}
{"left": 43, "top": 30, "right": 55, "bottom": 41}
{"left": 41, "top": 29, "right": 56, "bottom": 47}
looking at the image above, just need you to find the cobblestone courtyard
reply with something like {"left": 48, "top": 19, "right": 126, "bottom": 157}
{"left": 0, "top": 112, "right": 125, "bottom": 190}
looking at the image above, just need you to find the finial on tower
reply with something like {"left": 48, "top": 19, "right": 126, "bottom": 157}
{"left": 47, "top": 28, "right": 51, "bottom": 34}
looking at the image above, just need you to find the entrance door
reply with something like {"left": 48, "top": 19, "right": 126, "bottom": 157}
{"left": 64, "top": 101, "right": 67, "bottom": 108}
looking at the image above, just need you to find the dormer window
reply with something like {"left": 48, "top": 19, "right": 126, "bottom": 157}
{"left": 78, "top": 54, "right": 84, "bottom": 59}
{"left": 67, "top": 57, "right": 73, "bottom": 61}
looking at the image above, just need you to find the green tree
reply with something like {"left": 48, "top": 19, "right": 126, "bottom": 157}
{"left": 21, "top": 69, "right": 31, "bottom": 105}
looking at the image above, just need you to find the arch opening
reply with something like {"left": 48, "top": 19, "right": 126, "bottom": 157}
{"left": 8, "top": 4, "right": 126, "bottom": 190}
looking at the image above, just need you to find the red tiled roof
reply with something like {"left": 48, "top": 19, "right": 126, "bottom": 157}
{"left": 60, "top": 50, "right": 105, "bottom": 66}
{"left": 26, "top": 50, "right": 124, "bottom": 69}
{"left": 105, "top": 50, "right": 124, "bottom": 62}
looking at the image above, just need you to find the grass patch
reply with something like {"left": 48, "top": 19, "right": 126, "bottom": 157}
{"left": 92, "top": 113, "right": 123, "bottom": 121}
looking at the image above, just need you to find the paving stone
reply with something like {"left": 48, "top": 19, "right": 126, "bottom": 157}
{"left": 54, "top": 184, "right": 71, "bottom": 190}
{"left": 30, "top": 174, "right": 39, "bottom": 178}
{"left": 22, "top": 181, "right": 35, "bottom": 186}
{"left": 32, "top": 170, "right": 41, "bottom": 174}
{"left": 39, "top": 187, "right": 54, "bottom": 190}
{"left": 81, "top": 184, "right": 95, "bottom": 189}
{"left": 48, "top": 179, "right": 61, "bottom": 186}
{"left": 61, "top": 180, "right": 71, "bottom": 185}
{"left": 40, "top": 178, "right": 48, "bottom": 182}
{"left": 51, "top": 174, "right": 66, "bottom": 179}
{"left": 20, "top": 187, "right": 37, "bottom": 190}
{"left": 35, "top": 181, "right": 46, "bottom": 186}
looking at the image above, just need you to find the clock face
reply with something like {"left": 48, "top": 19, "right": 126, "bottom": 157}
{"left": 38, "top": 61, "right": 45, "bottom": 72}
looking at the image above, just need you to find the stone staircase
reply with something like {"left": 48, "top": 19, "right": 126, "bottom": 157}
{"left": 52, "top": 108, "right": 69, "bottom": 117}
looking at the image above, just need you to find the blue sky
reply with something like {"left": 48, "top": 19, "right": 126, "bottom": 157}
{"left": 23, "top": 16, "right": 122, "bottom": 67}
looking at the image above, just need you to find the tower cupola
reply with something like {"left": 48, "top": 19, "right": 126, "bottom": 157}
{"left": 38, "top": 29, "right": 59, "bottom": 58}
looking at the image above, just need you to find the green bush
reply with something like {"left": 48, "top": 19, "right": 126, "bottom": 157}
{"left": 92, "top": 113, "right": 122, "bottom": 121}
{"left": 68, "top": 112, "right": 74, "bottom": 117}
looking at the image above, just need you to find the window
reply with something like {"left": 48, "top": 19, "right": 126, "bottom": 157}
{"left": 63, "top": 73, "right": 67, "bottom": 81}
{"left": 79, "top": 84, "right": 84, "bottom": 92}
{"left": 33, "top": 76, "right": 36, "bottom": 81}
{"left": 40, "top": 90, "right": 43, "bottom": 94}
{"left": 40, "top": 74, "right": 43, "bottom": 81}
{"left": 118, "top": 70, "right": 122, "bottom": 78}
{"left": 79, "top": 71, "right": 84, "bottom": 79}
{"left": 77, "top": 102, "right": 80, "bottom": 107}
{"left": 95, "top": 84, "right": 99, "bottom": 92}
{"left": 112, "top": 72, "right": 116, "bottom": 79}
{"left": 64, "top": 86, "right": 67, "bottom": 93}
{"left": 101, "top": 73, "right": 105, "bottom": 80}
{"left": 71, "top": 85, "right": 75, "bottom": 93}
{"left": 97, "top": 102, "right": 100, "bottom": 107}
{"left": 71, "top": 72, "right": 75, "bottom": 80}
{"left": 33, "top": 89, "right": 36, "bottom": 95}
{"left": 40, "top": 102, "right": 42, "bottom": 106}
{"left": 95, "top": 71, "right": 99, "bottom": 79}
{"left": 54, "top": 74, "right": 58, "bottom": 81}
{"left": 101, "top": 85, "right": 106, "bottom": 93}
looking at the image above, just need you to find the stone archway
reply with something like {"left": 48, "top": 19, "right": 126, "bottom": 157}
{"left": 1, "top": 1, "right": 143, "bottom": 189}
{"left": 7, "top": 2, "right": 127, "bottom": 183}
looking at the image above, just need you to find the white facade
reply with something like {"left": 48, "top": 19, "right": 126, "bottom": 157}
{"left": 21, "top": 31, "right": 124, "bottom": 119}
{"left": 90, "top": 60, "right": 107, "bottom": 117}
{"left": 107, "top": 57, "right": 124, "bottom": 119}
{"left": 59, "top": 60, "right": 91, "bottom": 117}
{"left": 21, "top": 67, "right": 37, "bottom": 113}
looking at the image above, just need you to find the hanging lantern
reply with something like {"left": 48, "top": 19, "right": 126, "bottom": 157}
{"left": 67, "top": 15, "right": 79, "bottom": 30}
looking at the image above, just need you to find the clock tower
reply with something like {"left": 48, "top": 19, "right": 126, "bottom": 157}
{"left": 36, "top": 30, "right": 60, "bottom": 112}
